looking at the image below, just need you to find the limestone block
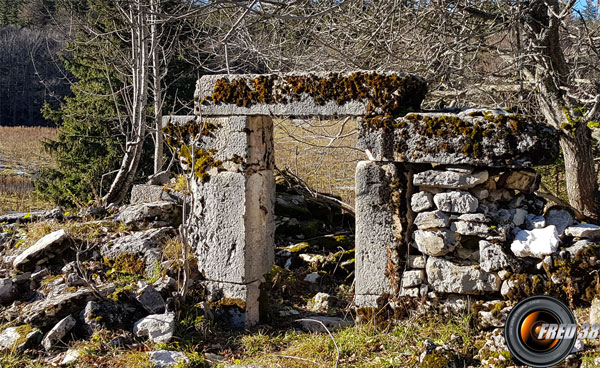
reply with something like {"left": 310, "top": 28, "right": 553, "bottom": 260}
{"left": 413, "top": 170, "right": 488, "bottom": 189}
{"left": 410, "top": 191, "right": 434, "bottom": 212}
{"left": 500, "top": 170, "right": 539, "bottom": 193}
{"left": 191, "top": 170, "right": 275, "bottom": 284}
{"left": 203, "top": 280, "right": 262, "bottom": 328}
{"left": 130, "top": 184, "right": 184, "bottom": 205}
{"left": 401, "top": 270, "right": 426, "bottom": 287}
{"left": 355, "top": 161, "right": 403, "bottom": 301}
{"left": 195, "top": 72, "right": 427, "bottom": 117}
{"left": 479, "top": 241, "right": 517, "bottom": 273}
{"left": 356, "top": 120, "right": 393, "bottom": 161}
{"left": 433, "top": 191, "right": 479, "bottom": 213}
{"left": 426, "top": 257, "right": 502, "bottom": 294}
{"left": 407, "top": 255, "right": 427, "bottom": 269}
{"left": 414, "top": 210, "right": 450, "bottom": 230}
{"left": 564, "top": 224, "right": 600, "bottom": 239}
{"left": 390, "top": 109, "right": 559, "bottom": 167}
{"left": 545, "top": 209, "right": 574, "bottom": 235}
{"left": 413, "top": 229, "right": 457, "bottom": 256}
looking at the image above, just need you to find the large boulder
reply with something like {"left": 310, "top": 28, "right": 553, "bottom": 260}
{"left": 13, "top": 230, "right": 69, "bottom": 271}
{"left": 426, "top": 257, "right": 502, "bottom": 294}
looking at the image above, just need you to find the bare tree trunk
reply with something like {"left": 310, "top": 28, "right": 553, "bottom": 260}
{"left": 103, "top": 0, "right": 149, "bottom": 205}
{"left": 524, "top": 0, "right": 599, "bottom": 219}
{"left": 151, "top": 0, "right": 164, "bottom": 174}
{"left": 560, "top": 127, "right": 598, "bottom": 219}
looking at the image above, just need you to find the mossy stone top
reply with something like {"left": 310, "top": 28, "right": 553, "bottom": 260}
{"left": 195, "top": 72, "right": 427, "bottom": 117}
{"left": 358, "top": 108, "right": 559, "bottom": 168}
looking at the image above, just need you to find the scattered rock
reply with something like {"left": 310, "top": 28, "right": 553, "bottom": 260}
{"left": 60, "top": 348, "right": 81, "bottom": 366}
{"left": 22, "top": 287, "right": 95, "bottom": 328}
{"left": 309, "top": 292, "right": 331, "bottom": 312}
{"left": 303, "top": 272, "right": 319, "bottom": 283}
{"left": 101, "top": 227, "right": 175, "bottom": 275}
{"left": 413, "top": 170, "right": 488, "bottom": 189}
{"left": 413, "top": 229, "right": 457, "bottom": 256}
{"left": 511, "top": 226, "right": 560, "bottom": 258}
{"left": 136, "top": 285, "right": 166, "bottom": 314}
{"left": 590, "top": 297, "right": 600, "bottom": 325}
{"left": 546, "top": 209, "right": 574, "bottom": 235}
{"left": 82, "top": 300, "right": 137, "bottom": 332}
{"left": 149, "top": 350, "right": 189, "bottom": 368}
{"left": 117, "top": 201, "right": 182, "bottom": 229}
{"left": 512, "top": 208, "right": 527, "bottom": 226}
{"left": 42, "top": 315, "right": 76, "bottom": 350}
{"left": 411, "top": 192, "right": 434, "bottom": 212}
{"left": 0, "top": 325, "right": 42, "bottom": 352}
{"left": 565, "top": 224, "right": 600, "bottom": 240}
{"left": 426, "top": 257, "right": 502, "bottom": 294}
{"left": 130, "top": 184, "right": 184, "bottom": 205}
{"left": 477, "top": 301, "right": 512, "bottom": 329}
{"left": 0, "top": 208, "right": 63, "bottom": 224}
{"left": 0, "top": 278, "right": 17, "bottom": 304}
{"left": 525, "top": 214, "right": 546, "bottom": 229}
{"left": 13, "top": 229, "right": 69, "bottom": 271}
{"left": 133, "top": 313, "right": 175, "bottom": 343}
{"left": 433, "top": 191, "right": 478, "bottom": 213}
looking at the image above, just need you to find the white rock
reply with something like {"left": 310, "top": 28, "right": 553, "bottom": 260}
{"left": 133, "top": 313, "right": 175, "bottom": 343}
{"left": 511, "top": 226, "right": 560, "bottom": 258}
{"left": 60, "top": 348, "right": 81, "bottom": 366}
{"left": 149, "top": 350, "right": 189, "bottom": 368}
{"left": 413, "top": 229, "right": 457, "bottom": 256}
{"left": 590, "top": 297, "right": 600, "bottom": 325}
{"left": 414, "top": 210, "right": 449, "bottom": 229}
{"left": 42, "top": 315, "right": 76, "bottom": 351}
{"left": 401, "top": 270, "right": 426, "bottom": 287}
{"left": 565, "top": 224, "right": 600, "bottom": 239}
{"left": 413, "top": 170, "right": 488, "bottom": 189}
{"left": 310, "top": 292, "right": 331, "bottom": 311}
{"left": 411, "top": 192, "right": 434, "bottom": 212}
{"left": 433, "top": 191, "right": 478, "bottom": 213}
{"left": 13, "top": 229, "right": 68, "bottom": 271}
{"left": 479, "top": 241, "right": 515, "bottom": 272}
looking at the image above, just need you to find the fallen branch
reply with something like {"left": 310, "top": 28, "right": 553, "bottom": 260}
{"left": 278, "top": 167, "right": 355, "bottom": 215}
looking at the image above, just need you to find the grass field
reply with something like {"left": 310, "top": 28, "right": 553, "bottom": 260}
{"left": 0, "top": 126, "right": 57, "bottom": 214}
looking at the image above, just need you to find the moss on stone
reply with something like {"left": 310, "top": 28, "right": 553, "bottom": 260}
{"left": 205, "top": 72, "right": 427, "bottom": 118}
{"left": 104, "top": 253, "right": 146, "bottom": 276}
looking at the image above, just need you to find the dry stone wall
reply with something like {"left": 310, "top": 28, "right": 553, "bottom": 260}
{"left": 186, "top": 71, "right": 600, "bottom": 327}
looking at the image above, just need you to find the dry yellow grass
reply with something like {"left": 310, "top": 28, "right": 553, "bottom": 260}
{"left": 274, "top": 119, "right": 362, "bottom": 207}
{"left": 0, "top": 126, "right": 58, "bottom": 214}
{"left": 0, "top": 126, "right": 57, "bottom": 171}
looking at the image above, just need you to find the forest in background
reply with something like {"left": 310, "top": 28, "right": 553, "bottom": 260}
{"left": 0, "top": 0, "right": 599, "bottom": 220}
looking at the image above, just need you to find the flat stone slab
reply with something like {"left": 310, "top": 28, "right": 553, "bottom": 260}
{"left": 195, "top": 72, "right": 427, "bottom": 117}
{"left": 358, "top": 108, "right": 559, "bottom": 167}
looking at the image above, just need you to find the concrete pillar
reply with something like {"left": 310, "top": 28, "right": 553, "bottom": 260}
{"left": 188, "top": 115, "right": 274, "bottom": 328}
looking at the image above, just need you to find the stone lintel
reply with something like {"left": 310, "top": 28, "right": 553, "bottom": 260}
{"left": 194, "top": 71, "right": 427, "bottom": 117}
{"left": 358, "top": 108, "right": 559, "bottom": 168}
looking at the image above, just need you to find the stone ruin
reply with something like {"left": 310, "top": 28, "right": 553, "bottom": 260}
{"left": 165, "top": 71, "right": 600, "bottom": 328}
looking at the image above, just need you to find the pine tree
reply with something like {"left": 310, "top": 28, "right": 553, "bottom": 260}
{"left": 36, "top": 3, "right": 127, "bottom": 207}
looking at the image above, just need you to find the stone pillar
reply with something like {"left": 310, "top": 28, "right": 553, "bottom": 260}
{"left": 188, "top": 115, "right": 274, "bottom": 328}
{"left": 354, "top": 161, "right": 404, "bottom": 308}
